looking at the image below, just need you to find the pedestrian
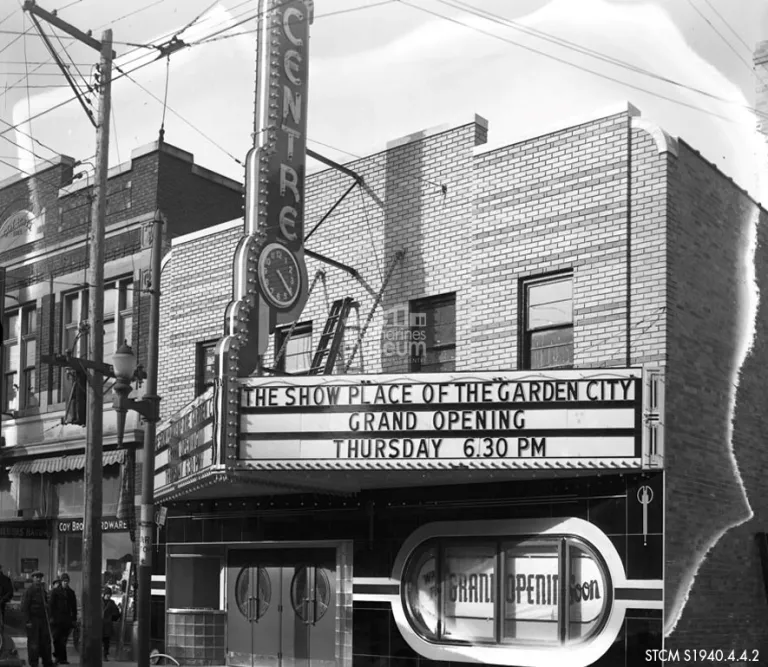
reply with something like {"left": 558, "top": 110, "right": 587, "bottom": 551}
{"left": 0, "top": 564, "right": 13, "bottom": 623}
{"left": 49, "top": 573, "right": 77, "bottom": 665}
{"left": 101, "top": 586, "right": 120, "bottom": 661}
{"left": 21, "top": 571, "right": 53, "bottom": 667}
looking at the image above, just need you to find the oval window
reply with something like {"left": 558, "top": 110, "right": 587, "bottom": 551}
{"left": 291, "top": 566, "right": 331, "bottom": 623}
{"left": 235, "top": 567, "right": 271, "bottom": 621}
{"left": 402, "top": 536, "right": 610, "bottom": 647}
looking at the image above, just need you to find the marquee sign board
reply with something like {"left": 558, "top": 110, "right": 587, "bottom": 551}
{"left": 238, "top": 369, "right": 648, "bottom": 469}
{"left": 154, "top": 385, "right": 217, "bottom": 494}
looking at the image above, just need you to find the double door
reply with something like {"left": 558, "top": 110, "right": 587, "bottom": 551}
{"left": 227, "top": 548, "right": 336, "bottom": 667}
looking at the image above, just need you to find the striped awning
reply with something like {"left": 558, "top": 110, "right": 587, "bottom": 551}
{"left": 9, "top": 449, "right": 126, "bottom": 475}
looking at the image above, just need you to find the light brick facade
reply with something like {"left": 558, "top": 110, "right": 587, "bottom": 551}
{"left": 158, "top": 104, "right": 768, "bottom": 663}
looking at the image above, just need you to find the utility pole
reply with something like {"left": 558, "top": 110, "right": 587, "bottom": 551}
{"left": 137, "top": 212, "right": 163, "bottom": 667}
{"left": 23, "top": 4, "right": 114, "bottom": 666}
{"left": 82, "top": 29, "right": 112, "bottom": 667}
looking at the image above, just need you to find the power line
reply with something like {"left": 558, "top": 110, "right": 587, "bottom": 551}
{"left": 400, "top": 0, "right": 761, "bottom": 126}
{"left": 698, "top": 0, "right": 754, "bottom": 55}
{"left": 684, "top": 0, "right": 761, "bottom": 81}
{"left": 194, "top": 0, "right": 397, "bottom": 44}
{"left": 437, "top": 0, "right": 755, "bottom": 112}
{"left": 114, "top": 64, "right": 244, "bottom": 166}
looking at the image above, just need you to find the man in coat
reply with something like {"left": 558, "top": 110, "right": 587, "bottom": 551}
{"left": 20, "top": 571, "right": 53, "bottom": 667}
{"left": 0, "top": 565, "right": 13, "bottom": 623}
{"left": 101, "top": 586, "right": 121, "bottom": 661}
{"left": 49, "top": 573, "right": 77, "bottom": 665}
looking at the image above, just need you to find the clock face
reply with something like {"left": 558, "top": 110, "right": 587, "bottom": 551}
{"left": 257, "top": 243, "right": 301, "bottom": 309}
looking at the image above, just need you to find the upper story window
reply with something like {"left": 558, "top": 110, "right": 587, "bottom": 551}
{"left": 196, "top": 340, "right": 217, "bottom": 396}
{"left": 521, "top": 274, "right": 573, "bottom": 370}
{"left": 61, "top": 277, "right": 133, "bottom": 400}
{"left": 2, "top": 304, "right": 37, "bottom": 412}
{"left": 409, "top": 294, "right": 456, "bottom": 373}
{"left": 275, "top": 322, "right": 313, "bottom": 374}
{"left": 403, "top": 535, "right": 608, "bottom": 648}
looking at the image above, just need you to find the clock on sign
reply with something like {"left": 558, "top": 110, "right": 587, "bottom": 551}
{"left": 257, "top": 242, "right": 302, "bottom": 309}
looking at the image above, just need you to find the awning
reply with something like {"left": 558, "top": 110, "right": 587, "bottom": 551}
{"left": 9, "top": 449, "right": 126, "bottom": 475}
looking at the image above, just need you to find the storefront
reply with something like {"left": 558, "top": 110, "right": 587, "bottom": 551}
{"left": 155, "top": 368, "right": 664, "bottom": 667}
{"left": 0, "top": 449, "right": 136, "bottom": 610}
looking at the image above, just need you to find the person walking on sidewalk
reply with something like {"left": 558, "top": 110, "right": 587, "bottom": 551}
{"left": 21, "top": 571, "right": 53, "bottom": 667}
{"left": 101, "top": 586, "right": 120, "bottom": 661}
{"left": 49, "top": 573, "right": 77, "bottom": 665}
{"left": 0, "top": 565, "right": 13, "bottom": 623}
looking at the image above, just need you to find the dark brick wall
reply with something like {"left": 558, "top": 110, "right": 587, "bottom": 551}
{"left": 157, "top": 152, "right": 243, "bottom": 240}
{"left": 664, "top": 141, "right": 768, "bottom": 655}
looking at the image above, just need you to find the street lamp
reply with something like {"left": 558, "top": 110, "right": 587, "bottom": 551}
{"left": 111, "top": 342, "right": 157, "bottom": 446}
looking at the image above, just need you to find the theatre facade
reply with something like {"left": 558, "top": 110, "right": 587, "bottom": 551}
{"left": 153, "top": 98, "right": 768, "bottom": 666}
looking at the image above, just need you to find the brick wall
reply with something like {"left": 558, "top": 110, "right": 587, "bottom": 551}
{"left": 158, "top": 222, "right": 242, "bottom": 419}
{"left": 663, "top": 142, "right": 768, "bottom": 654}
{"left": 159, "top": 109, "right": 671, "bottom": 410}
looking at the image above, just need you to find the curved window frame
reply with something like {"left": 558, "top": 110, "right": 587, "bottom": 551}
{"left": 402, "top": 534, "right": 611, "bottom": 649}
{"left": 391, "top": 517, "right": 635, "bottom": 667}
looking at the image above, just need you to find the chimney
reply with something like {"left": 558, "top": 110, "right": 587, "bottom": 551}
{"left": 756, "top": 41, "right": 768, "bottom": 138}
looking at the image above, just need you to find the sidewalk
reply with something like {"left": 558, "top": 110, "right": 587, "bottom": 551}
{"left": 11, "top": 636, "right": 138, "bottom": 667}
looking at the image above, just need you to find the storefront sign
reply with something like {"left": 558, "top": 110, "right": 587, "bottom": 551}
{"left": 0, "top": 206, "right": 45, "bottom": 252}
{"left": 0, "top": 522, "right": 49, "bottom": 539}
{"left": 21, "top": 558, "right": 39, "bottom": 573}
{"left": 154, "top": 386, "right": 216, "bottom": 491}
{"left": 238, "top": 370, "right": 644, "bottom": 467}
{"left": 57, "top": 517, "right": 129, "bottom": 533}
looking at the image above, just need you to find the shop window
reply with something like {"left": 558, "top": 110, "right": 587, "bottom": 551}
{"left": 3, "top": 304, "right": 37, "bottom": 412}
{"left": 274, "top": 322, "right": 312, "bottom": 374}
{"left": 409, "top": 294, "right": 455, "bottom": 373}
{"left": 60, "top": 277, "right": 133, "bottom": 401}
{"left": 167, "top": 555, "right": 220, "bottom": 609}
{"left": 53, "top": 468, "right": 121, "bottom": 516}
{"left": 402, "top": 536, "right": 608, "bottom": 647}
{"left": 521, "top": 273, "right": 573, "bottom": 370}
{"left": 195, "top": 340, "right": 217, "bottom": 396}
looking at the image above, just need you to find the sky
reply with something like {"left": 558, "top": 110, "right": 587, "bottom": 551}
{"left": 0, "top": 0, "right": 766, "bottom": 204}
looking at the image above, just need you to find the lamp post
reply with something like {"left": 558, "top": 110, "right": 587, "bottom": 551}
{"left": 111, "top": 209, "right": 163, "bottom": 667}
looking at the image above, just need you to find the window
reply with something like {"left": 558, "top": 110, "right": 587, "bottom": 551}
{"left": 409, "top": 294, "right": 455, "bottom": 372}
{"left": 274, "top": 322, "right": 313, "bottom": 374}
{"left": 521, "top": 274, "right": 573, "bottom": 370}
{"left": 3, "top": 304, "right": 37, "bottom": 412}
{"left": 403, "top": 536, "right": 608, "bottom": 648}
{"left": 196, "top": 340, "right": 217, "bottom": 396}
{"left": 60, "top": 277, "right": 133, "bottom": 400}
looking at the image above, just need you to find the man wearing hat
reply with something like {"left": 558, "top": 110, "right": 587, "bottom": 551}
{"left": 0, "top": 564, "right": 13, "bottom": 622}
{"left": 20, "top": 571, "right": 53, "bottom": 667}
{"left": 49, "top": 573, "right": 77, "bottom": 665}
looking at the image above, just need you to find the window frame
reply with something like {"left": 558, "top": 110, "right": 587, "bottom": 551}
{"left": 520, "top": 272, "right": 574, "bottom": 371}
{"left": 409, "top": 293, "right": 456, "bottom": 373}
{"left": 274, "top": 321, "right": 313, "bottom": 374}
{"left": 3, "top": 302, "right": 37, "bottom": 413}
{"left": 60, "top": 275, "right": 134, "bottom": 402}
{"left": 401, "top": 534, "right": 610, "bottom": 649}
{"left": 195, "top": 339, "right": 218, "bottom": 396}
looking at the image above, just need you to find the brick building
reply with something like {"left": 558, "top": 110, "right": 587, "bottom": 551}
{"left": 0, "top": 139, "right": 242, "bottom": 636}
{"left": 152, "top": 101, "right": 768, "bottom": 667}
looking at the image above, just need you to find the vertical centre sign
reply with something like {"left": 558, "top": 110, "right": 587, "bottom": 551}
{"left": 251, "top": 0, "right": 312, "bottom": 333}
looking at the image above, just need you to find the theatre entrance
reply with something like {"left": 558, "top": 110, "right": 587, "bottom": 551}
{"left": 226, "top": 548, "right": 337, "bottom": 667}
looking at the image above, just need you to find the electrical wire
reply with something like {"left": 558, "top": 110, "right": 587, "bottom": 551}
{"left": 195, "top": 0, "right": 397, "bottom": 44}
{"left": 684, "top": 0, "right": 761, "bottom": 82}
{"left": 698, "top": 0, "right": 754, "bottom": 56}
{"left": 114, "top": 64, "right": 244, "bottom": 166}
{"left": 436, "top": 0, "right": 758, "bottom": 113}
{"left": 399, "top": 0, "right": 760, "bottom": 126}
